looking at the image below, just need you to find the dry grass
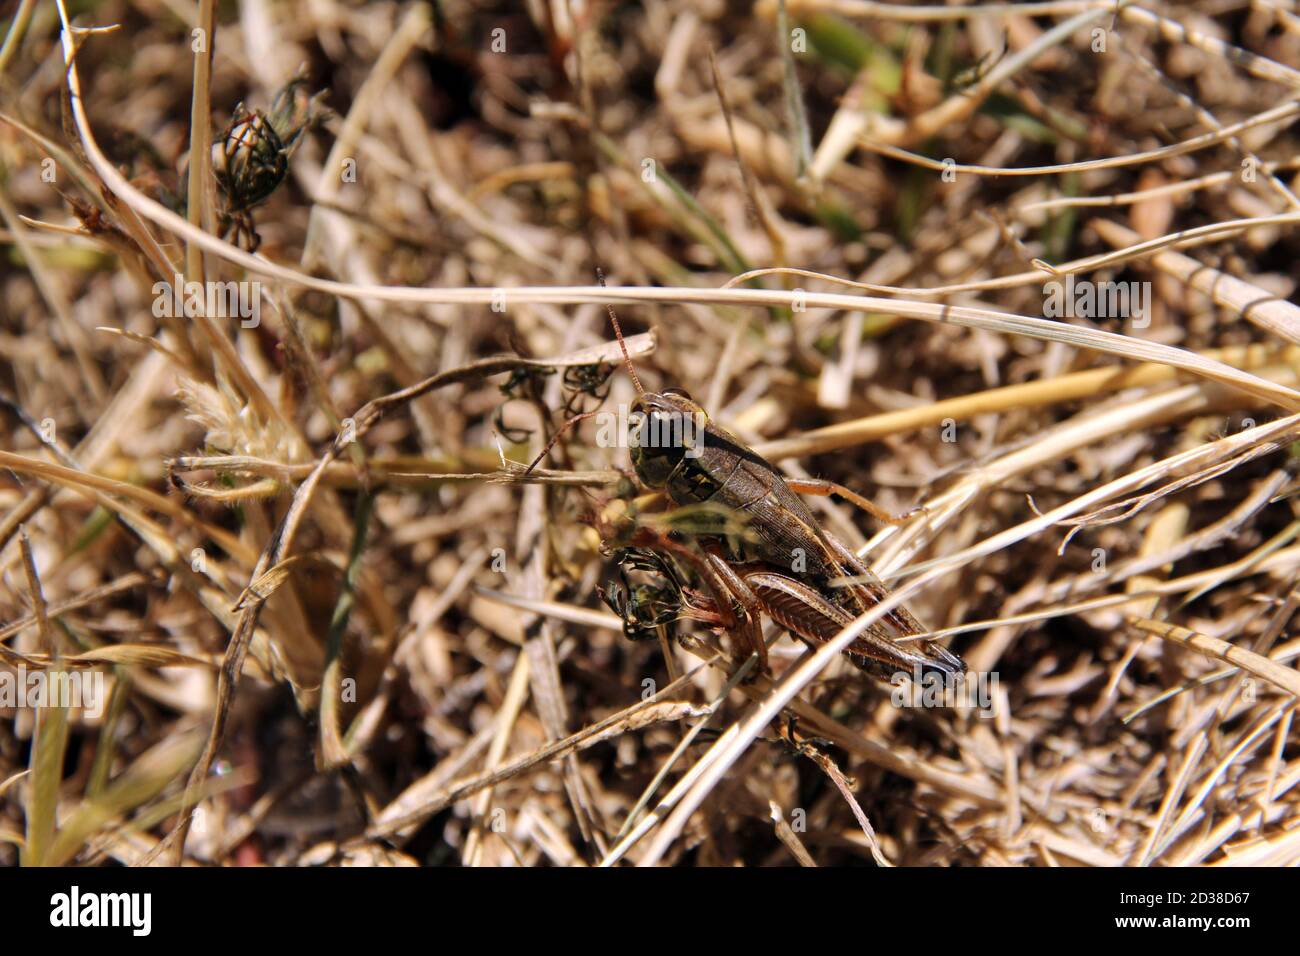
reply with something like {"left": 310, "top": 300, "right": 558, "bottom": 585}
{"left": 1, "top": 0, "right": 1299, "bottom": 867}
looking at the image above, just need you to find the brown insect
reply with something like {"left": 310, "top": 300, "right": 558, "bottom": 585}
{"left": 599, "top": 535, "right": 961, "bottom": 681}
{"left": 530, "top": 277, "right": 965, "bottom": 682}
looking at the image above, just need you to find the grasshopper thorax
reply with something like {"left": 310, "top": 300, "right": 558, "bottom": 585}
{"left": 629, "top": 388, "right": 708, "bottom": 489}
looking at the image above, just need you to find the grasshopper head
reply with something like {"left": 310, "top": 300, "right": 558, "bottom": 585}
{"left": 629, "top": 388, "right": 708, "bottom": 489}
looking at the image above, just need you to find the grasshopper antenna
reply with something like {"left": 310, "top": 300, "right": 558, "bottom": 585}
{"left": 522, "top": 410, "right": 601, "bottom": 475}
{"left": 523, "top": 268, "right": 639, "bottom": 476}
{"left": 597, "top": 267, "right": 643, "bottom": 396}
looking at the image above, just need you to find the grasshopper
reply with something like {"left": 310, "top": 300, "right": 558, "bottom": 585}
{"left": 598, "top": 525, "right": 962, "bottom": 681}
{"left": 529, "top": 284, "right": 965, "bottom": 682}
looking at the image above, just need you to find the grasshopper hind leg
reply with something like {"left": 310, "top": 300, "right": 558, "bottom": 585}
{"left": 818, "top": 532, "right": 967, "bottom": 679}
{"left": 846, "top": 645, "right": 966, "bottom": 683}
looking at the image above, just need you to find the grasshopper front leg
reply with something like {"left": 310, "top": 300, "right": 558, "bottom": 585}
{"left": 615, "top": 527, "right": 769, "bottom": 677}
{"left": 700, "top": 546, "right": 769, "bottom": 675}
